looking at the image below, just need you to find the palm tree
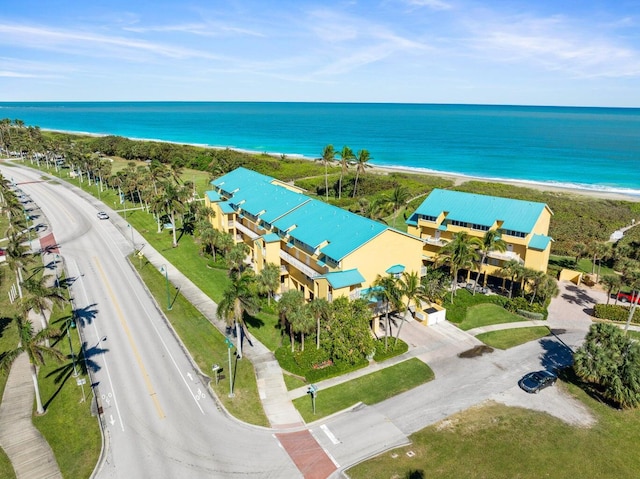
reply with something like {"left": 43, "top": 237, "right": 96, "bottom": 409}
{"left": 385, "top": 185, "right": 410, "bottom": 227}
{"left": 355, "top": 197, "right": 388, "bottom": 223}
{"left": 159, "top": 180, "right": 188, "bottom": 247}
{"left": 308, "top": 298, "right": 331, "bottom": 349}
{"left": 277, "top": 290, "right": 305, "bottom": 352}
{"left": 523, "top": 269, "right": 545, "bottom": 304}
{"left": 352, "top": 149, "right": 372, "bottom": 197}
{"left": 226, "top": 242, "right": 250, "bottom": 275}
{"left": 256, "top": 262, "right": 280, "bottom": 305}
{"left": 371, "top": 274, "right": 403, "bottom": 350}
{"left": 395, "top": 271, "right": 427, "bottom": 345}
{"left": 4, "top": 231, "right": 31, "bottom": 299}
{"left": 473, "top": 229, "right": 507, "bottom": 294}
{"left": 337, "top": 146, "right": 354, "bottom": 199}
{"left": 500, "top": 259, "right": 525, "bottom": 299}
{"left": 216, "top": 270, "right": 259, "bottom": 358}
{"left": 195, "top": 220, "right": 219, "bottom": 258}
{"left": 436, "top": 232, "right": 481, "bottom": 302}
{"left": 316, "top": 145, "right": 335, "bottom": 201}
{"left": 536, "top": 274, "right": 560, "bottom": 304}
{"left": 0, "top": 315, "right": 64, "bottom": 415}
{"left": 21, "top": 276, "right": 67, "bottom": 340}
{"left": 601, "top": 274, "right": 622, "bottom": 305}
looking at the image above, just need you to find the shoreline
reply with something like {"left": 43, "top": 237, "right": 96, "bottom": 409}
{"left": 43, "top": 127, "right": 640, "bottom": 203}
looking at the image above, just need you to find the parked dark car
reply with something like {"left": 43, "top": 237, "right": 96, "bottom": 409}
{"left": 617, "top": 292, "right": 640, "bottom": 304}
{"left": 518, "top": 370, "right": 557, "bottom": 393}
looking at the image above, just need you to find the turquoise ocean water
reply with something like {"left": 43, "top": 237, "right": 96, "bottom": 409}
{"left": 1, "top": 102, "right": 639, "bottom": 196}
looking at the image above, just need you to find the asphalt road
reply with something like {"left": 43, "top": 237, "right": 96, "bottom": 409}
{"left": 1, "top": 165, "right": 300, "bottom": 479}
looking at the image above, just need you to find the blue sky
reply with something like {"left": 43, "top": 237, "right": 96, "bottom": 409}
{"left": 1, "top": 0, "right": 639, "bottom": 106}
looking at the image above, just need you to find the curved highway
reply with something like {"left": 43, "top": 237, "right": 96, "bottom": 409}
{"left": 1, "top": 165, "right": 300, "bottom": 479}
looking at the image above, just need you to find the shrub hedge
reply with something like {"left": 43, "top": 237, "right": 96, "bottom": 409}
{"left": 594, "top": 304, "right": 640, "bottom": 324}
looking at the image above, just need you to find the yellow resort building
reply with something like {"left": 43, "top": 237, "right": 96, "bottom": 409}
{"left": 406, "top": 189, "right": 553, "bottom": 284}
{"left": 205, "top": 168, "right": 424, "bottom": 313}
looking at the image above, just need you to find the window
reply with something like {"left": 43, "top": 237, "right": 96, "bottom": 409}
{"left": 504, "top": 229, "right": 526, "bottom": 238}
{"left": 470, "top": 223, "right": 489, "bottom": 231}
{"left": 418, "top": 214, "right": 437, "bottom": 222}
{"left": 450, "top": 220, "right": 467, "bottom": 228}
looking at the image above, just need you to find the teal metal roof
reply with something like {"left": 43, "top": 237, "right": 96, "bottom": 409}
{"left": 408, "top": 189, "right": 550, "bottom": 233}
{"left": 212, "top": 167, "right": 309, "bottom": 223}
{"left": 386, "top": 264, "right": 405, "bottom": 274}
{"left": 205, "top": 190, "right": 222, "bottom": 201}
{"left": 261, "top": 233, "right": 280, "bottom": 243}
{"left": 317, "top": 269, "right": 365, "bottom": 289}
{"left": 529, "top": 234, "right": 552, "bottom": 250}
{"left": 272, "top": 198, "right": 387, "bottom": 261}
{"left": 219, "top": 201, "right": 235, "bottom": 214}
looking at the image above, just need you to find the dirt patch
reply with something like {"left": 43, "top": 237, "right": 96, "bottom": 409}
{"left": 458, "top": 345, "right": 494, "bottom": 358}
{"left": 491, "top": 384, "right": 596, "bottom": 428}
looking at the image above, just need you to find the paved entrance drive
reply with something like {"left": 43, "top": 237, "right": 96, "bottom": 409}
{"left": 275, "top": 430, "right": 337, "bottom": 479}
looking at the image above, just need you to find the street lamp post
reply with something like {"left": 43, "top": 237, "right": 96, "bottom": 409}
{"left": 128, "top": 224, "right": 134, "bottom": 249}
{"left": 225, "top": 337, "right": 235, "bottom": 398}
{"left": 160, "top": 265, "right": 172, "bottom": 311}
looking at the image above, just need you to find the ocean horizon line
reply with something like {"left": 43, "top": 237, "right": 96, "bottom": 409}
{"left": 40, "top": 127, "right": 640, "bottom": 198}
{"left": 2, "top": 100, "right": 640, "bottom": 111}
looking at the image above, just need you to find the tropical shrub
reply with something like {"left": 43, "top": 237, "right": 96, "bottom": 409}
{"left": 574, "top": 322, "right": 640, "bottom": 408}
{"left": 594, "top": 304, "right": 640, "bottom": 324}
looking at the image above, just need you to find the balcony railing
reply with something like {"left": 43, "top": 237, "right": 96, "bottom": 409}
{"left": 232, "top": 220, "right": 260, "bottom": 240}
{"left": 279, "top": 250, "right": 319, "bottom": 279}
{"left": 487, "top": 250, "right": 524, "bottom": 264}
{"left": 422, "top": 235, "right": 446, "bottom": 246}
{"left": 349, "top": 289, "right": 361, "bottom": 300}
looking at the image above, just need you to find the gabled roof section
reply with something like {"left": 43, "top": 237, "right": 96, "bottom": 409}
{"left": 386, "top": 264, "right": 405, "bottom": 275}
{"left": 409, "top": 189, "right": 550, "bottom": 233}
{"left": 205, "top": 190, "right": 222, "bottom": 202}
{"left": 272, "top": 198, "right": 387, "bottom": 261}
{"left": 219, "top": 201, "right": 236, "bottom": 214}
{"left": 529, "top": 234, "right": 553, "bottom": 251}
{"left": 316, "top": 269, "right": 365, "bottom": 289}
{"left": 211, "top": 167, "right": 310, "bottom": 223}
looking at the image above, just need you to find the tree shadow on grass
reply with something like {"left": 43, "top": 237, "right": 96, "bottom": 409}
{"left": 43, "top": 341, "right": 108, "bottom": 409}
{"left": 0, "top": 316, "right": 12, "bottom": 339}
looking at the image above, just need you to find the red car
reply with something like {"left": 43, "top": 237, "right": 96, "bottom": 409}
{"left": 617, "top": 292, "right": 640, "bottom": 304}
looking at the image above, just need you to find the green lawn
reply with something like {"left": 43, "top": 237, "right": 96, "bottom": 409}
{"left": 476, "top": 326, "right": 551, "bottom": 350}
{"left": 33, "top": 305, "right": 101, "bottom": 479}
{"left": 348, "top": 383, "right": 640, "bottom": 479}
{"left": 292, "top": 359, "right": 434, "bottom": 422}
{"left": 458, "top": 303, "right": 530, "bottom": 331}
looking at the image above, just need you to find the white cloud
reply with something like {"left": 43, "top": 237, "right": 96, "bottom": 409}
{"left": 403, "top": 0, "right": 453, "bottom": 11}
{"left": 466, "top": 15, "right": 640, "bottom": 78}
{"left": 0, "top": 23, "right": 221, "bottom": 61}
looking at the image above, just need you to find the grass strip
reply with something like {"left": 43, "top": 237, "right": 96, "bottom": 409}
{"left": 132, "top": 256, "right": 269, "bottom": 427}
{"left": 348, "top": 384, "right": 640, "bottom": 479}
{"left": 292, "top": 358, "right": 434, "bottom": 422}
{"left": 33, "top": 304, "right": 101, "bottom": 479}
{"left": 458, "top": 302, "right": 530, "bottom": 331}
{"left": 475, "top": 326, "right": 551, "bottom": 350}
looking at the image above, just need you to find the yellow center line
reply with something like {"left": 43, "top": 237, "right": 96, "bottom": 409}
{"left": 94, "top": 257, "right": 165, "bottom": 419}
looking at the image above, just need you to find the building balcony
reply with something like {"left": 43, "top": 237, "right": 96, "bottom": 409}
{"left": 279, "top": 250, "right": 319, "bottom": 279}
{"left": 232, "top": 220, "right": 260, "bottom": 240}
{"left": 349, "top": 289, "right": 361, "bottom": 300}
{"left": 422, "top": 235, "right": 447, "bottom": 246}
{"left": 487, "top": 250, "right": 524, "bottom": 264}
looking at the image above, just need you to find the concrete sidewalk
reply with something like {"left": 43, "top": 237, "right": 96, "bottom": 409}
{"left": 0, "top": 185, "right": 63, "bottom": 479}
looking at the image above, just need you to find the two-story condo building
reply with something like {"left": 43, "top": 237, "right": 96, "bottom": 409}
{"left": 406, "top": 189, "right": 553, "bottom": 284}
{"left": 205, "top": 168, "right": 424, "bottom": 318}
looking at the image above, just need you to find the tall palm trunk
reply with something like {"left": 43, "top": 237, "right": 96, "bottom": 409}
{"left": 31, "top": 363, "right": 45, "bottom": 414}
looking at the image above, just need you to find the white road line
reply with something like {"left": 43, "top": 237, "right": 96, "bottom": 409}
{"left": 320, "top": 424, "right": 341, "bottom": 445}
{"left": 99, "top": 226, "right": 205, "bottom": 415}
{"left": 73, "top": 258, "right": 126, "bottom": 432}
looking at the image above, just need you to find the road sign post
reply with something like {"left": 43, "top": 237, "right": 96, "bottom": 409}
{"left": 225, "top": 338, "right": 235, "bottom": 398}
{"left": 307, "top": 384, "right": 318, "bottom": 414}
